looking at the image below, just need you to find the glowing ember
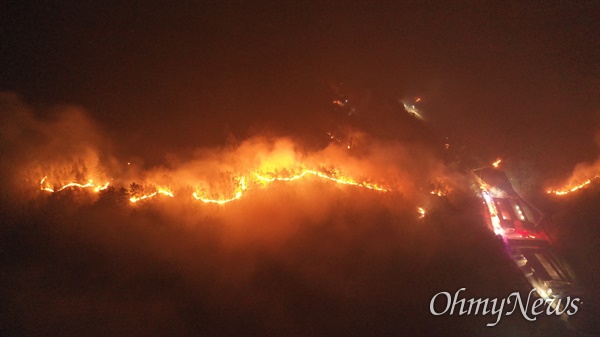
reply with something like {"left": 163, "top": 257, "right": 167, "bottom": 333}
{"left": 417, "top": 207, "right": 426, "bottom": 219}
{"left": 492, "top": 158, "right": 502, "bottom": 168}
{"left": 430, "top": 189, "right": 446, "bottom": 197}
{"left": 546, "top": 175, "right": 599, "bottom": 196}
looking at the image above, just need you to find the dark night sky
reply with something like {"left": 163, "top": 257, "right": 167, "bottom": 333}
{"left": 2, "top": 1, "right": 599, "bottom": 171}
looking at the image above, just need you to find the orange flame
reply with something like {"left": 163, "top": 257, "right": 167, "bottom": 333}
{"left": 40, "top": 176, "right": 109, "bottom": 193}
{"left": 40, "top": 176, "right": 55, "bottom": 192}
{"left": 193, "top": 177, "right": 247, "bottom": 204}
{"left": 255, "top": 169, "right": 390, "bottom": 192}
{"left": 492, "top": 159, "right": 501, "bottom": 168}
{"left": 417, "top": 207, "right": 426, "bottom": 219}
{"left": 430, "top": 189, "right": 446, "bottom": 197}
{"left": 94, "top": 182, "right": 110, "bottom": 192}
{"left": 546, "top": 175, "right": 599, "bottom": 196}
{"left": 130, "top": 187, "right": 174, "bottom": 203}
{"left": 39, "top": 166, "right": 390, "bottom": 205}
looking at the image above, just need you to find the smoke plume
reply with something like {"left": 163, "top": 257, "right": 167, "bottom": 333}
{"left": 1, "top": 93, "right": 576, "bottom": 336}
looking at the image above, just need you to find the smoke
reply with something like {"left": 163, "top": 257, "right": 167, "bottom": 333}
{"left": 1, "top": 92, "right": 461, "bottom": 207}
{"left": 0, "top": 92, "right": 464, "bottom": 256}
{"left": 0, "top": 93, "right": 117, "bottom": 202}
{"left": 567, "top": 157, "right": 600, "bottom": 184}
{"left": 546, "top": 131, "right": 600, "bottom": 193}
{"left": 1, "top": 93, "right": 578, "bottom": 336}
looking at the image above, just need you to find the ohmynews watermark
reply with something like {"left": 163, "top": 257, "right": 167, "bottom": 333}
{"left": 430, "top": 288, "right": 580, "bottom": 327}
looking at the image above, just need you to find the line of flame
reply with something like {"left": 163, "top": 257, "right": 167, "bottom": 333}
{"left": 546, "top": 175, "right": 599, "bottom": 196}
{"left": 130, "top": 187, "right": 174, "bottom": 203}
{"left": 130, "top": 192, "right": 158, "bottom": 203}
{"left": 255, "top": 170, "right": 390, "bottom": 192}
{"left": 193, "top": 177, "right": 247, "bottom": 204}
{"left": 94, "top": 182, "right": 110, "bottom": 192}
{"left": 39, "top": 168, "right": 389, "bottom": 205}
{"left": 40, "top": 176, "right": 110, "bottom": 193}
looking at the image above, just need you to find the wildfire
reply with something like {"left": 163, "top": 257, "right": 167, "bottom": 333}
{"left": 39, "top": 176, "right": 55, "bottom": 192}
{"left": 255, "top": 169, "right": 389, "bottom": 192}
{"left": 40, "top": 176, "right": 109, "bottom": 193}
{"left": 546, "top": 175, "right": 599, "bottom": 196}
{"left": 94, "top": 182, "right": 110, "bottom": 192}
{"left": 38, "top": 166, "right": 390, "bottom": 205}
{"left": 193, "top": 177, "right": 247, "bottom": 204}
{"left": 417, "top": 207, "right": 426, "bottom": 219}
{"left": 130, "top": 187, "right": 174, "bottom": 203}
{"left": 492, "top": 158, "right": 502, "bottom": 168}
{"left": 430, "top": 189, "right": 446, "bottom": 197}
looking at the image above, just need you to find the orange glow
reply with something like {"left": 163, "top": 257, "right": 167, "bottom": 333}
{"left": 417, "top": 207, "right": 426, "bottom": 218}
{"left": 157, "top": 187, "right": 174, "bottom": 198}
{"left": 130, "top": 187, "right": 174, "bottom": 203}
{"left": 40, "top": 176, "right": 110, "bottom": 194}
{"left": 38, "top": 163, "right": 391, "bottom": 205}
{"left": 546, "top": 175, "right": 599, "bottom": 196}
{"left": 192, "top": 168, "right": 389, "bottom": 205}
{"left": 492, "top": 159, "right": 502, "bottom": 168}
{"left": 130, "top": 192, "right": 159, "bottom": 203}
{"left": 193, "top": 177, "right": 247, "bottom": 204}
{"left": 430, "top": 189, "right": 446, "bottom": 197}
{"left": 255, "top": 169, "right": 390, "bottom": 192}
{"left": 57, "top": 181, "right": 94, "bottom": 191}
{"left": 40, "top": 176, "right": 55, "bottom": 192}
{"left": 94, "top": 182, "right": 110, "bottom": 192}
